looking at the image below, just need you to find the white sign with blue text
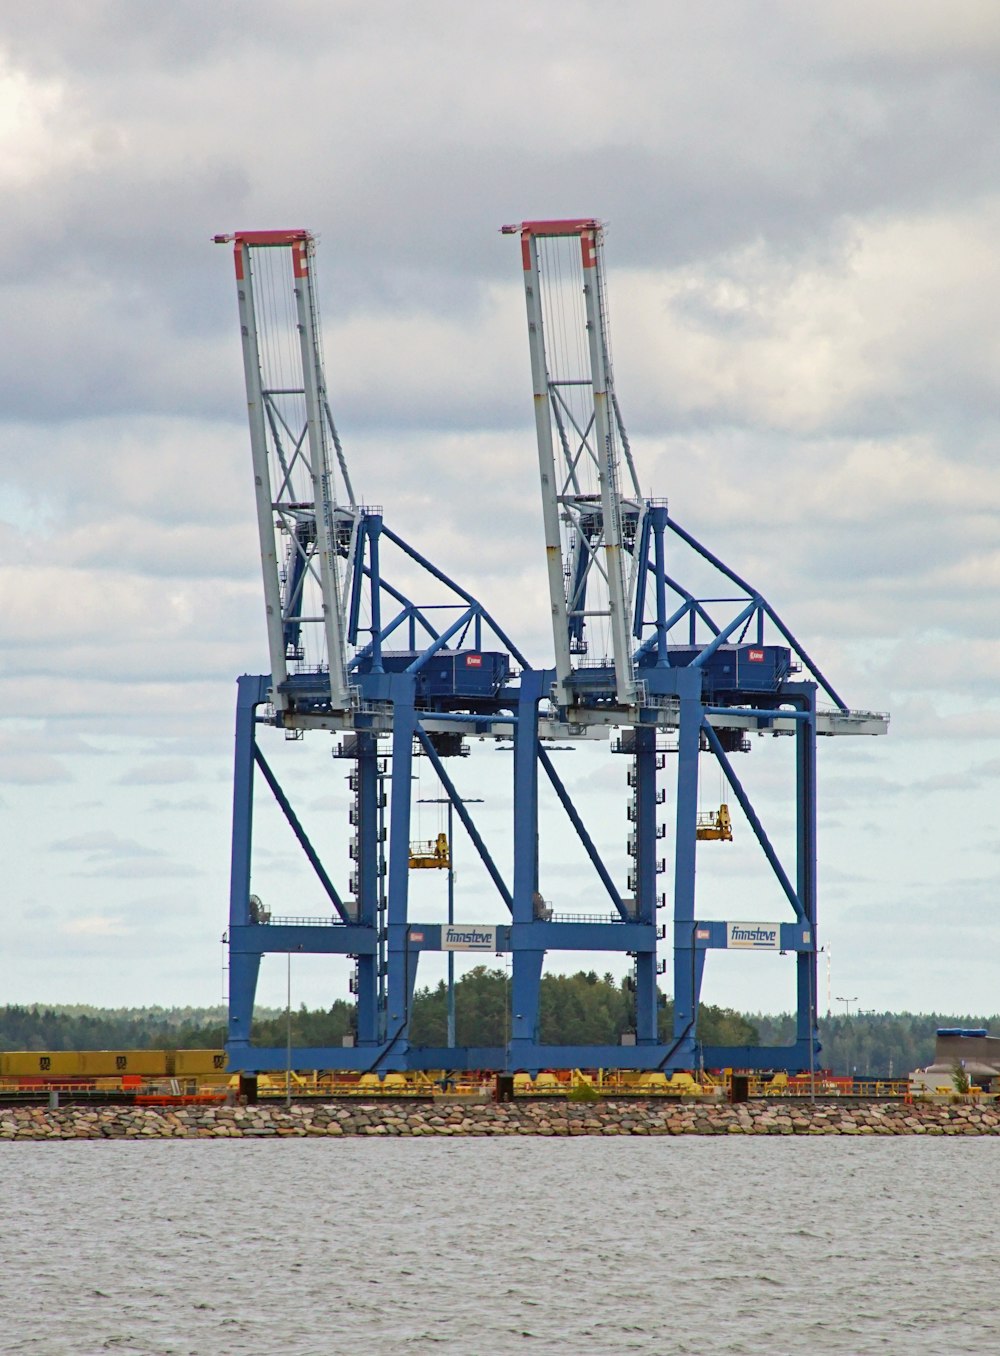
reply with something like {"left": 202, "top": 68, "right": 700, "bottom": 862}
{"left": 726, "top": 922, "right": 781, "bottom": 950}
{"left": 441, "top": 925, "right": 498, "bottom": 952}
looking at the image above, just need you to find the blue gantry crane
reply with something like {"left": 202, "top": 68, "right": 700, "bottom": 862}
{"left": 216, "top": 222, "right": 887, "bottom": 1076}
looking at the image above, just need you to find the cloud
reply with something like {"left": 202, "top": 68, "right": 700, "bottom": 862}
{"left": 116, "top": 759, "right": 201, "bottom": 786}
{"left": 308, "top": 794, "right": 350, "bottom": 814}
{"left": 45, "top": 829, "right": 207, "bottom": 881}
{"left": 62, "top": 914, "right": 131, "bottom": 938}
{"left": 617, "top": 203, "right": 1000, "bottom": 439}
{"left": 0, "top": 2, "right": 996, "bottom": 1011}
{"left": 48, "top": 831, "right": 158, "bottom": 857}
{"left": 0, "top": 754, "right": 73, "bottom": 785}
{"left": 0, "top": 51, "right": 82, "bottom": 189}
{"left": 149, "top": 796, "right": 215, "bottom": 813}
{"left": 74, "top": 859, "right": 202, "bottom": 880}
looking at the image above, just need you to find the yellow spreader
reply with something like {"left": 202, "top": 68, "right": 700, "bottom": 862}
{"left": 408, "top": 832, "right": 451, "bottom": 869}
{"left": 696, "top": 804, "right": 733, "bottom": 842}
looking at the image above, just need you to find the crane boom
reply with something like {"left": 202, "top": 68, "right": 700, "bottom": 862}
{"left": 217, "top": 230, "right": 356, "bottom": 713}
{"left": 504, "top": 220, "right": 638, "bottom": 706}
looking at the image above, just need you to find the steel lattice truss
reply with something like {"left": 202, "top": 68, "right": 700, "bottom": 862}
{"left": 217, "top": 225, "right": 887, "bottom": 1076}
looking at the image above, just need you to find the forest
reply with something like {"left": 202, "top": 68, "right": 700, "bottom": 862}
{"left": 0, "top": 970, "right": 993, "bottom": 1076}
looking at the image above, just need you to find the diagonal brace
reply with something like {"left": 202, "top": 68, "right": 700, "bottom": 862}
{"left": 537, "top": 743, "right": 628, "bottom": 919}
{"left": 414, "top": 725, "right": 513, "bottom": 912}
{"left": 700, "top": 719, "right": 805, "bottom": 922}
{"left": 253, "top": 745, "right": 351, "bottom": 923}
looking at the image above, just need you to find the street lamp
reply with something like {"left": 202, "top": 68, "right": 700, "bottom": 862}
{"left": 417, "top": 795, "right": 483, "bottom": 1049}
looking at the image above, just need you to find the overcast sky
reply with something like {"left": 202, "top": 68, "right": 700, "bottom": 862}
{"left": 1, "top": 2, "right": 998, "bottom": 1023}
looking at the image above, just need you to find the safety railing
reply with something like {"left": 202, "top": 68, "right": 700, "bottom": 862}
{"left": 264, "top": 915, "right": 343, "bottom": 927}
{"left": 548, "top": 911, "right": 623, "bottom": 925}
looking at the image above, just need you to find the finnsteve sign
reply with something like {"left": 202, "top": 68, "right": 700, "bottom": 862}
{"left": 726, "top": 922, "right": 780, "bottom": 950}
{"left": 441, "top": 925, "right": 498, "bottom": 952}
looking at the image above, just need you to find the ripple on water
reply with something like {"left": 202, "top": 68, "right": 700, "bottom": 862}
{"left": 0, "top": 1137, "right": 996, "bottom": 1355}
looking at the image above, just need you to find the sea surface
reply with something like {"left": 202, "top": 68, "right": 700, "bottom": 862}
{"left": 1, "top": 1136, "right": 996, "bottom": 1355}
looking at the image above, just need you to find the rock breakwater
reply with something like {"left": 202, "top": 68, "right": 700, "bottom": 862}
{"left": 1, "top": 1100, "right": 998, "bottom": 1140}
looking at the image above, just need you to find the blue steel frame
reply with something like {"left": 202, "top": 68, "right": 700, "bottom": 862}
{"left": 223, "top": 223, "right": 884, "bottom": 1078}
{"left": 227, "top": 504, "right": 836, "bottom": 1075}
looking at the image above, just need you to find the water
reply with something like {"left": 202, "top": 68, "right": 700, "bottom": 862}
{"left": 1, "top": 1137, "right": 996, "bottom": 1354}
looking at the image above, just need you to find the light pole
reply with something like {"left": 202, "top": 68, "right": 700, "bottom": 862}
{"left": 835, "top": 995, "right": 857, "bottom": 1081}
{"left": 418, "top": 795, "right": 483, "bottom": 1049}
{"left": 285, "top": 950, "right": 292, "bottom": 1107}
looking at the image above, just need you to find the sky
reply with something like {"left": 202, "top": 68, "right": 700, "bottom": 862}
{"left": 1, "top": 1, "right": 998, "bottom": 1020}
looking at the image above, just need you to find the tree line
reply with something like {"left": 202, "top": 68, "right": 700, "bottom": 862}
{"left": 0, "top": 975, "right": 993, "bottom": 1074}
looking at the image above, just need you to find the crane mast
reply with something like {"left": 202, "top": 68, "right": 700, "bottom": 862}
{"left": 218, "top": 230, "right": 356, "bottom": 715}
{"left": 504, "top": 220, "right": 640, "bottom": 708}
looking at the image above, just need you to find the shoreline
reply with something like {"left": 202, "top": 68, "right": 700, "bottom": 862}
{"left": 2, "top": 1099, "right": 998, "bottom": 1140}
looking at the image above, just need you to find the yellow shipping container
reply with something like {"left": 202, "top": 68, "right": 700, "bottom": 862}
{"left": 0, "top": 1049, "right": 227, "bottom": 1080}
{"left": 79, "top": 1050, "right": 169, "bottom": 1078}
{"left": 173, "top": 1050, "right": 227, "bottom": 1076}
{"left": 1, "top": 1051, "right": 85, "bottom": 1078}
